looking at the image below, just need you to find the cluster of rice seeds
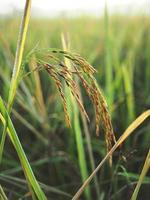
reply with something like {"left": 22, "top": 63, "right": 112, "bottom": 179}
{"left": 44, "top": 63, "right": 71, "bottom": 127}
{"left": 38, "top": 49, "right": 116, "bottom": 153}
{"left": 66, "top": 53, "right": 116, "bottom": 151}
{"left": 59, "top": 68, "right": 90, "bottom": 122}
{"left": 48, "top": 56, "right": 89, "bottom": 121}
{"left": 73, "top": 64, "right": 116, "bottom": 151}
{"left": 93, "top": 83, "right": 116, "bottom": 151}
{"left": 51, "top": 49, "right": 96, "bottom": 74}
{"left": 72, "top": 66, "right": 100, "bottom": 133}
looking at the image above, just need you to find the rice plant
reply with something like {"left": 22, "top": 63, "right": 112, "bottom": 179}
{"left": 0, "top": 0, "right": 150, "bottom": 199}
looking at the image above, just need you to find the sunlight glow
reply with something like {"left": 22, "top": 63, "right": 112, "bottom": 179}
{"left": 0, "top": 0, "right": 149, "bottom": 16}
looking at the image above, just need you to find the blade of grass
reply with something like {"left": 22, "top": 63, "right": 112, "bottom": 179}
{"left": 12, "top": 106, "right": 48, "bottom": 145}
{"left": 122, "top": 64, "right": 135, "bottom": 123}
{"left": 79, "top": 89, "right": 101, "bottom": 198}
{"left": 0, "top": 174, "right": 72, "bottom": 198}
{"left": 118, "top": 172, "right": 150, "bottom": 184}
{"left": 104, "top": 1, "right": 114, "bottom": 108}
{"left": 0, "top": 185, "right": 8, "bottom": 200}
{"left": 72, "top": 109, "right": 150, "bottom": 200}
{"left": 131, "top": 149, "right": 150, "bottom": 200}
{"left": 61, "top": 33, "right": 73, "bottom": 121}
{"left": 73, "top": 104, "right": 91, "bottom": 200}
{"left": 0, "top": 0, "right": 32, "bottom": 163}
{"left": 0, "top": 97, "right": 47, "bottom": 200}
{"left": 28, "top": 55, "right": 49, "bottom": 132}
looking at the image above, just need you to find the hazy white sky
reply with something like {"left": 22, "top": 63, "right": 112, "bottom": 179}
{"left": 0, "top": 0, "right": 149, "bottom": 16}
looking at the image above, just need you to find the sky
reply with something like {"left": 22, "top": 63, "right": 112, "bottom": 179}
{"left": 0, "top": 0, "right": 150, "bottom": 16}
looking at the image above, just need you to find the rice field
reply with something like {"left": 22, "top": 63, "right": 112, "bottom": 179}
{"left": 0, "top": 1, "right": 150, "bottom": 200}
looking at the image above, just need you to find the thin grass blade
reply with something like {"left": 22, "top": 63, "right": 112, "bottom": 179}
{"left": 131, "top": 149, "right": 150, "bottom": 200}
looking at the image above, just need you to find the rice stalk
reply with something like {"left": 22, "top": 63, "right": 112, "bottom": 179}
{"left": 131, "top": 149, "right": 150, "bottom": 200}
{"left": 72, "top": 109, "right": 150, "bottom": 200}
{"left": 8, "top": 0, "right": 32, "bottom": 110}
{"left": 61, "top": 33, "right": 91, "bottom": 200}
{"left": 0, "top": 0, "right": 32, "bottom": 163}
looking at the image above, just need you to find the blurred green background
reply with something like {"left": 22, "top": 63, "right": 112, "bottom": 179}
{"left": 0, "top": 12, "right": 150, "bottom": 199}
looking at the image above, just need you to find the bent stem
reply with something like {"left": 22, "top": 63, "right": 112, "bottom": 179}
{"left": 72, "top": 110, "right": 150, "bottom": 200}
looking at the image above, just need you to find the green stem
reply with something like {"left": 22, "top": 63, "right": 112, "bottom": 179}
{"left": 0, "top": 97, "right": 47, "bottom": 200}
{"left": 131, "top": 149, "right": 150, "bottom": 200}
{"left": 0, "top": 0, "right": 32, "bottom": 163}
